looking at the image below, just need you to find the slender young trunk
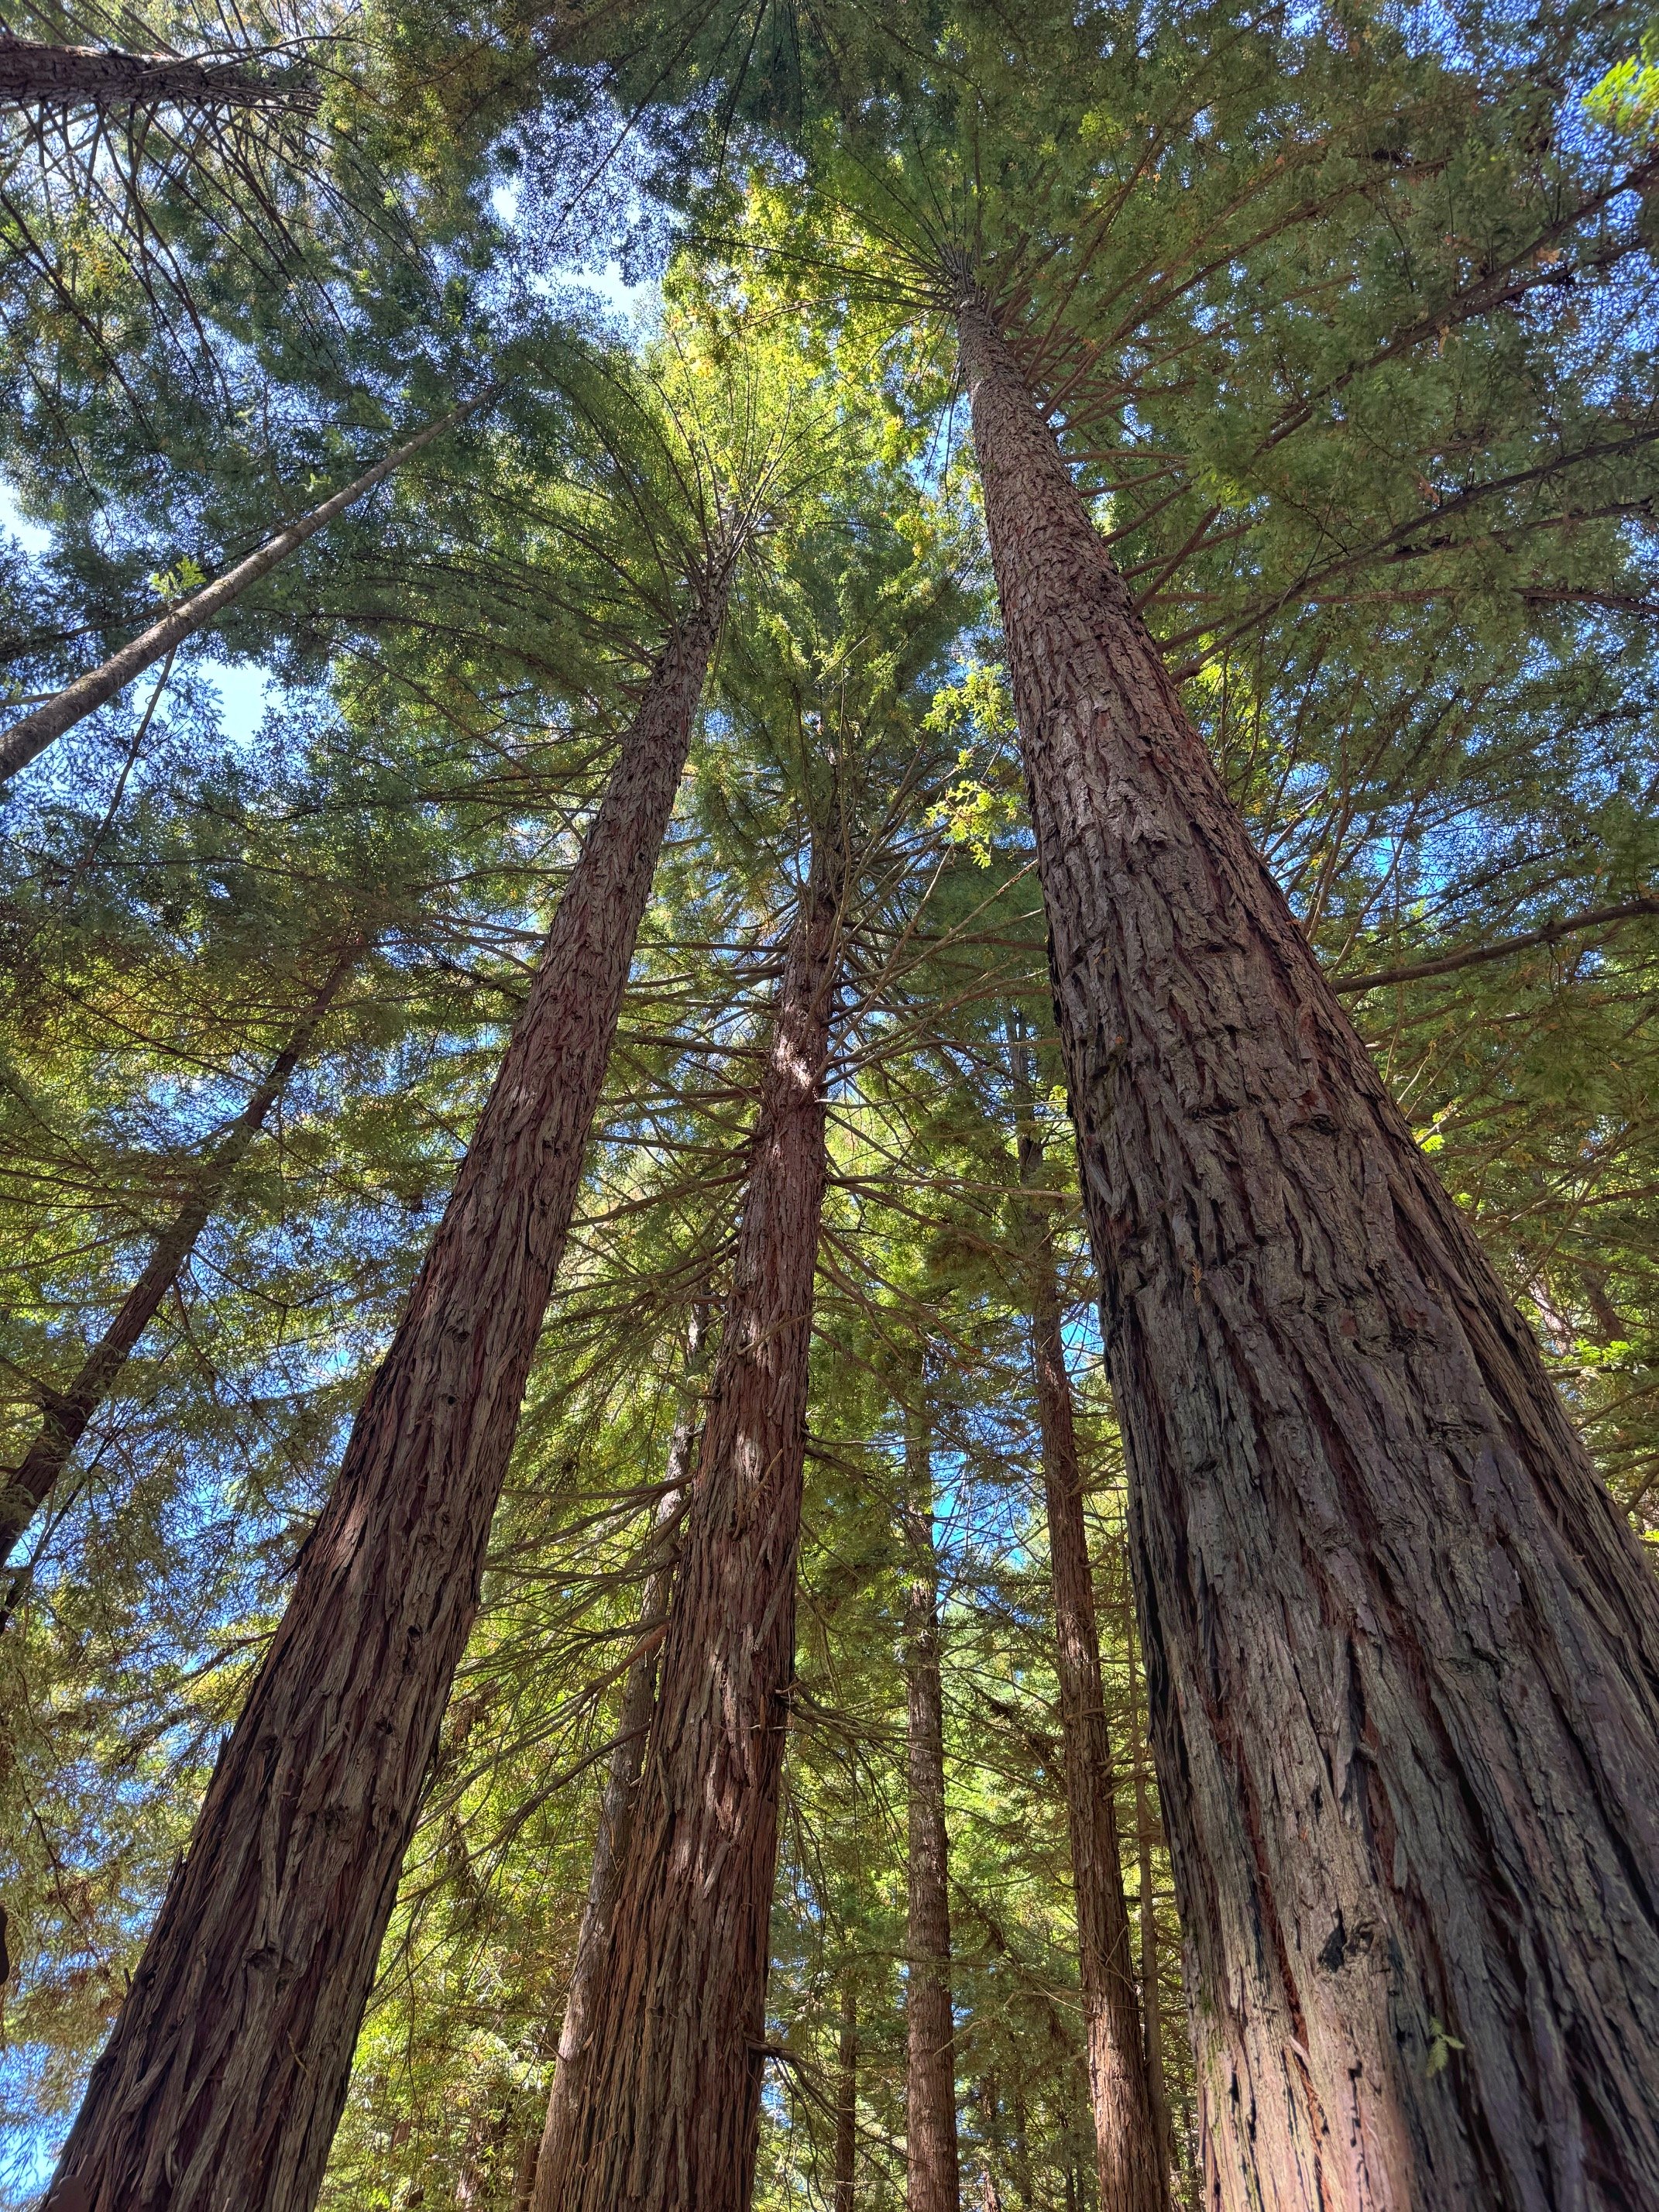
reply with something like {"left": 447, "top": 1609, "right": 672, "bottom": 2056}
{"left": 0, "top": 395, "right": 490, "bottom": 784}
{"left": 0, "top": 33, "right": 309, "bottom": 112}
{"left": 1011, "top": 1091, "right": 1167, "bottom": 2212}
{"left": 902, "top": 1413, "right": 960, "bottom": 2212}
{"left": 2, "top": 943, "right": 358, "bottom": 1568}
{"left": 534, "top": 842, "right": 843, "bottom": 2212}
{"left": 1125, "top": 1632, "right": 1176, "bottom": 2186}
{"left": 48, "top": 594, "right": 724, "bottom": 2212}
{"left": 957, "top": 275, "right": 1659, "bottom": 2209}
{"left": 833, "top": 1983, "right": 857, "bottom": 2212}
{"left": 531, "top": 1307, "right": 710, "bottom": 2190}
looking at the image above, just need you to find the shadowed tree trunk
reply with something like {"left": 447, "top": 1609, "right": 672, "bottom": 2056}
{"left": 46, "top": 588, "right": 726, "bottom": 2212}
{"left": 834, "top": 1982, "right": 857, "bottom": 2212}
{"left": 1010, "top": 1059, "right": 1168, "bottom": 2212}
{"left": 529, "top": 1306, "right": 712, "bottom": 2203}
{"left": 1125, "top": 1624, "right": 1176, "bottom": 2188}
{"left": 2, "top": 940, "right": 359, "bottom": 1568}
{"left": 956, "top": 272, "right": 1659, "bottom": 2210}
{"left": 534, "top": 837, "right": 843, "bottom": 2212}
{"left": 0, "top": 33, "right": 311, "bottom": 113}
{"left": 901, "top": 1406, "right": 960, "bottom": 2212}
{"left": 0, "top": 395, "right": 491, "bottom": 785}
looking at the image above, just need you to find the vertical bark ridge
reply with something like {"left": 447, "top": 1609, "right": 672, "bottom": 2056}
{"left": 537, "top": 839, "right": 844, "bottom": 2212}
{"left": 530, "top": 1306, "right": 712, "bottom": 2208}
{"left": 1125, "top": 1625, "right": 1176, "bottom": 2186}
{"left": 2, "top": 940, "right": 361, "bottom": 1569}
{"left": 902, "top": 1406, "right": 960, "bottom": 2212}
{"left": 48, "top": 595, "right": 724, "bottom": 2212}
{"left": 956, "top": 279, "right": 1659, "bottom": 2211}
{"left": 1012, "top": 1070, "right": 1169, "bottom": 2212}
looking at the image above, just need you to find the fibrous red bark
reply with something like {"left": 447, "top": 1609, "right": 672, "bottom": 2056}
{"left": 46, "top": 594, "right": 724, "bottom": 2212}
{"left": 957, "top": 278, "right": 1659, "bottom": 2210}
{"left": 529, "top": 1307, "right": 710, "bottom": 2206}
{"left": 0, "top": 34, "right": 308, "bottom": 113}
{"left": 534, "top": 841, "right": 843, "bottom": 2212}
{"left": 902, "top": 1412, "right": 960, "bottom": 2212}
{"left": 1012, "top": 1082, "right": 1168, "bottom": 2212}
{"left": 2, "top": 942, "right": 359, "bottom": 1570}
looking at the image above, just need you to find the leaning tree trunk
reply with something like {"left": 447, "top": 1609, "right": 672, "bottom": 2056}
{"left": 0, "top": 394, "right": 490, "bottom": 785}
{"left": 1012, "top": 1087, "right": 1168, "bottom": 2212}
{"left": 529, "top": 1306, "right": 711, "bottom": 2202}
{"left": 0, "top": 33, "right": 310, "bottom": 113}
{"left": 2, "top": 940, "right": 359, "bottom": 1568}
{"left": 901, "top": 1409, "right": 960, "bottom": 2212}
{"left": 956, "top": 276, "right": 1659, "bottom": 2210}
{"left": 46, "top": 590, "right": 725, "bottom": 2212}
{"left": 535, "top": 842, "right": 843, "bottom": 2212}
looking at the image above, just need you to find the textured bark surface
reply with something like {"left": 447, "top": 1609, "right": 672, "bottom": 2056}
{"left": 0, "top": 33, "right": 306, "bottom": 112}
{"left": 834, "top": 1984, "right": 858, "bottom": 2212}
{"left": 536, "top": 850, "right": 842, "bottom": 2212}
{"left": 0, "top": 397, "right": 487, "bottom": 785}
{"left": 958, "top": 283, "right": 1659, "bottom": 2211}
{"left": 1015, "top": 1108, "right": 1168, "bottom": 2212}
{"left": 2, "top": 944, "right": 357, "bottom": 1568}
{"left": 1127, "top": 1638, "right": 1176, "bottom": 2183}
{"left": 47, "top": 603, "right": 721, "bottom": 2212}
{"left": 529, "top": 1312, "right": 709, "bottom": 2212}
{"left": 902, "top": 1420, "right": 960, "bottom": 2212}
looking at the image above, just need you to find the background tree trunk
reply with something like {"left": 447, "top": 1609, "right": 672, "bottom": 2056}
{"left": 535, "top": 841, "right": 843, "bottom": 2212}
{"left": 0, "top": 33, "right": 309, "bottom": 113}
{"left": 957, "top": 279, "right": 1659, "bottom": 2211}
{"left": 1011, "top": 1070, "right": 1168, "bottom": 2212}
{"left": 2, "top": 941, "right": 359, "bottom": 1568}
{"left": 47, "top": 596, "right": 723, "bottom": 2212}
{"left": 902, "top": 1406, "right": 960, "bottom": 2212}
{"left": 1125, "top": 1625, "right": 1176, "bottom": 2189}
{"left": 530, "top": 1306, "right": 711, "bottom": 2209}
{"left": 834, "top": 1982, "right": 857, "bottom": 2212}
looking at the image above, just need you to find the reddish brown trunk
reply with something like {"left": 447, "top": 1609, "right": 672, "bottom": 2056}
{"left": 0, "top": 33, "right": 308, "bottom": 113}
{"left": 2, "top": 943, "right": 359, "bottom": 1568}
{"left": 833, "top": 1982, "right": 857, "bottom": 2212}
{"left": 957, "top": 279, "right": 1659, "bottom": 2210}
{"left": 1012, "top": 1095, "right": 1168, "bottom": 2212}
{"left": 47, "top": 598, "right": 723, "bottom": 2212}
{"left": 902, "top": 1415, "right": 960, "bottom": 2212}
{"left": 534, "top": 844, "right": 843, "bottom": 2212}
{"left": 531, "top": 1309, "right": 710, "bottom": 2200}
{"left": 1125, "top": 1628, "right": 1176, "bottom": 2188}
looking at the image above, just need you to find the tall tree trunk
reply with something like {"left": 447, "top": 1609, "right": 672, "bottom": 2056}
{"left": 1011, "top": 1083, "right": 1168, "bottom": 2212}
{"left": 0, "top": 33, "right": 311, "bottom": 113}
{"left": 534, "top": 840, "right": 843, "bottom": 2212}
{"left": 2, "top": 942, "right": 359, "bottom": 1568}
{"left": 833, "top": 1982, "right": 857, "bottom": 2212}
{"left": 47, "top": 592, "right": 725, "bottom": 2212}
{"left": 0, "top": 395, "right": 491, "bottom": 785}
{"left": 902, "top": 1410, "right": 960, "bottom": 2212}
{"left": 531, "top": 1305, "right": 711, "bottom": 2197}
{"left": 956, "top": 274, "right": 1659, "bottom": 2210}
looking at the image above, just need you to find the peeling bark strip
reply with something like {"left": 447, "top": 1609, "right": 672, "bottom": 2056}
{"left": 957, "top": 283, "right": 1659, "bottom": 2211}
{"left": 531, "top": 1307, "right": 711, "bottom": 2199}
{"left": 0, "top": 393, "right": 493, "bottom": 785}
{"left": 902, "top": 1415, "right": 960, "bottom": 2212}
{"left": 1013, "top": 1097, "right": 1168, "bottom": 2212}
{"left": 538, "top": 846, "right": 843, "bottom": 2212}
{"left": 0, "top": 942, "right": 359, "bottom": 1569}
{"left": 0, "top": 33, "right": 311, "bottom": 112}
{"left": 49, "top": 598, "right": 723, "bottom": 2212}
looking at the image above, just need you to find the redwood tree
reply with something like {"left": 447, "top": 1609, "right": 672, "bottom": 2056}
{"left": 957, "top": 275, "right": 1659, "bottom": 2210}
{"left": 2, "top": 940, "right": 360, "bottom": 1568}
{"left": 1012, "top": 1075, "right": 1168, "bottom": 2212}
{"left": 899, "top": 1408, "right": 960, "bottom": 2212}
{"left": 534, "top": 836, "right": 844, "bottom": 2212}
{"left": 45, "top": 581, "right": 728, "bottom": 2212}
